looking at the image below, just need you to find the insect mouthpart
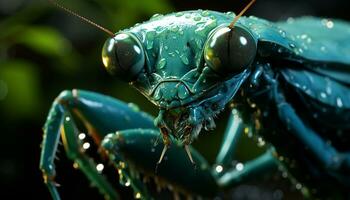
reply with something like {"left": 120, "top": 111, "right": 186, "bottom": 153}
{"left": 151, "top": 80, "right": 193, "bottom": 108}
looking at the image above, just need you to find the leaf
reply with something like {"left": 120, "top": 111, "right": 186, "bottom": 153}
{"left": 0, "top": 59, "right": 42, "bottom": 118}
{"left": 16, "top": 26, "right": 73, "bottom": 58}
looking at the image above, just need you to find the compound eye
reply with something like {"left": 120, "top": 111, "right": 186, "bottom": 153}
{"left": 204, "top": 26, "right": 257, "bottom": 77}
{"left": 102, "top": 33, "right": 145, "bottom": 81}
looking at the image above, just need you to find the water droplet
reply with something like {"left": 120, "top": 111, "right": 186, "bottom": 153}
{"left": 168, "top": 52, "right": 176, "bottom": 57}
{"left": 151, "top": 13, "right": 163, "bottom": 19}
{"left": 201, "top": 10, "right": 210, "bottom": 17}
{"left": 226, "top": 11, "right": 234, "bottom": 16}
{"left": 83, "top": 142, "right": 90, "bottom": 150}
{"left": 235, "top": 163, "right": 244, "bottom": 171}
{"left": 73, "top": 162, "right": 79, "bottom": 169}
{"left": 96, "top": 163, "right": 104, "bottom": 173}
{"left": 145, "top": 31, "right": 156, "bottom": 50}
{"left": 287, "top": 17, "right": 295, "bottom": 24}
{"left": 170, "top": 25, "right": 179, "bottom": 32}
{"left": 257, "top": 137, "right": 265, "bottom": 147}
{"left": 296, "top": 183, "right": 302, "bottom": 190}
{"left": 156, "top": 58, "right": 167, "bottom": 69}
{"left": 194, "top": 16, "right": 202, "bottom": 21}
{"left": 289, "top": 43, "right": 296, "bottom": 49}
{"left": 78, "top": 133, "right": 86, "bottom": 140}
{"left": 336, "top": 97, "right": 343, "bottom": 108}
{"left": 125, "top": 179, "right": 131, "bottom": 187}
{"left": 282, "top": 172, "right": 288, "bottom": 178}
{"left": 135, "top": 192, "right": 141, "bottom": 199}
{"left": 320, "top": 46, "right": 327, "bottom": 52}
{"left": 322, "top": 19, "right": 334, "bottom": 29}
{"left": 320, "top": 92, "right": 327, "bottom": 99}
{"left": 65, "top": 116, "right": 70, "bottom": 121}
{"left": 180, "top": 54, "right": 189, "bottom": 65}
{"left": 301, "top": 34, "right": 308, "bottom": 40}
{"left": 279, "top": 29, "right": 286, "bottom": 38}
{"left": 215, "top": 165, "right": 223, "bottom": 173}
{"left": 175, "top": 12, "right": 183, "bottom": 17}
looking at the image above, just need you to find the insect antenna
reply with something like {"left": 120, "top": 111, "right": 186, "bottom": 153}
{"left": 48, "top": 0, "right": 115, "bottom": 37}
{"left": 229, "top": 0, "right": 256, "bottom": 29}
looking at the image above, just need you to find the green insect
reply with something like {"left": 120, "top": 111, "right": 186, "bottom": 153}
{"left": 40, "top": 0, "right": 350, "bottom": 199}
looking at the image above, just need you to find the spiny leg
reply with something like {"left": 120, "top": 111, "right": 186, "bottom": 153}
{"left": 213, "top": 108, "right": 278, "bottom": 187}
{"left": 101, "top": 129, "right": 219, "bottom": 198}
{"left": 40, "top": 89, "right": 155, "bottom": 199}
{"left": 60, "top": 112, "right": 119, "bottom": 199}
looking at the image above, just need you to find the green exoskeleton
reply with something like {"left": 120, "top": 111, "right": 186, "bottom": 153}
{"left": 41, "top": 0, "right": 350, "bottom": 199}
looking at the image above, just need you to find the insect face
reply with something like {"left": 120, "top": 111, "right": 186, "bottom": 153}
{"left": 101, "top": 12, "right": 255, "bottom": 145}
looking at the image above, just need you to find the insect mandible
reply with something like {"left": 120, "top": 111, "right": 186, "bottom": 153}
{"left": 40, "top": 0, "right": 350, "bottom": 199}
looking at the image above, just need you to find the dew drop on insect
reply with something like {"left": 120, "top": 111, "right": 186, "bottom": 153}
{"left": 287, "top": 17, "right": 295, "bottom": 24}
{"left": 78, "top": 133, "right": 86, "bottom": 140}
{"left": 215, "top": 165, "right": 223, "bottom": 173}
{"left": 151, "top": 13, "right": 163, "bottom": 19}
{"left": 194, "top": 16, "right": 202, "bottom": 21}
{"left": 96, "top": 163, "right": 104, "bottom": 173}
{"left": 201, "top": 10, "right": 210, "bottom": 17}
{"left": 278, "top": 29, "right": 286, "bottom": 38}
{"left": 296, "top": 183, "right": 302, "bottom": 190}
{"left": 235, "top": 163, "right": 244, "bottom": 171}
{"left": 170, "top": 25, "right": 179, "bottom": 32}
{"left": 65, "top": 116, "right": 70, "bottom": 121}
{"left": 320, "top": 92, "right": 327, "bottom": 99}
{"left": 289, "top": 43, "right": 296, "bottom": 49}
{"left": 128, "top": 103, "right": 140, "bottom": 112}
{"left": 156, "top": 58, "right": 167, "bottom": 69}
{"left": 168, "top": 52, "right": 176, "bottom": 57}
{"left": 175, "top": 12, "right": 184, "bottom": 17}
{"left": 146, "top": 31, "right": 156, "bottom": 50}
{"left": 180, "top": 54, "right": 189, "bottom": 65}
{"left": 83, "top": 142, "right": 90, "bottom": 150}
{"left": 282, "top": 171, "right": 288, "bottom": 178}
{"left": 226, "top": 11, "right": 234, "bottom": 16}
{"left": 125, "top": 179, "right": 131, "bottom": 187}
{"left": 322, "top": 19, "right": 334, "bottom": 29}
{"left": 135, "top": 192, "right": 142, "bottom": 199}
{"left": 73, "top": 162, "right": 79, "bottom": 169}
{"left": 257, "top": 137, "right": 265, "bottom": 147}
{"left": 336, "top": 97, "right": 343, "bottom": 108}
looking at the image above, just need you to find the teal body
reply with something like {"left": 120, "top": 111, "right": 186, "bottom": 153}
{"left": 40, "top": 10, "right": 350, "bottom": 199}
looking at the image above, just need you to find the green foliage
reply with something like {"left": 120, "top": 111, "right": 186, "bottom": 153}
{"left": 0, "top": 0, "right": 173, "bottom": 121}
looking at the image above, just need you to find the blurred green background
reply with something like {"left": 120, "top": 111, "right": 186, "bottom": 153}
{"left": 0, "top": 0, "right": 349, "bottom": 199}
